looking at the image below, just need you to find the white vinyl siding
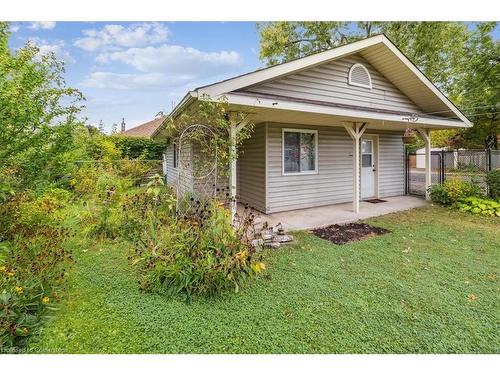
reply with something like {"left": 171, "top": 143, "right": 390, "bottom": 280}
{"left": 165, "top": 142, "right": 194, "bottom": 194}
{"left": 239, "top": 54, "right": 421, "bottom": 114}
{"left": 378, "top": 132, "right": 405, "bottom": 197}
{"left": 237, "top": 123, "right": 266, "bottom": 212}
{"left": 265, "top": 123, "right": 405, "bottom": 213}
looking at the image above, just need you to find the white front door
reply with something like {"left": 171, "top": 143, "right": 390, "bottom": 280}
{"left": 361, "top": 138, "right": 375, "bottom": 198}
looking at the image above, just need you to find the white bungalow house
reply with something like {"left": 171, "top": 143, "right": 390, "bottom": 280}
{"left": 152, "top": 34, "right": 471, "bottom": 223}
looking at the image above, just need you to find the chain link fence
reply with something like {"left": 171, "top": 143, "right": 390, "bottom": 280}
{"left": 406, "top": 149, "right": 499, "bottom": 197}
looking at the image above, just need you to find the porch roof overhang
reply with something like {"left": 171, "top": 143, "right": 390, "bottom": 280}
{"left": 216, "top": 92, "right": 468, "bottom": 131}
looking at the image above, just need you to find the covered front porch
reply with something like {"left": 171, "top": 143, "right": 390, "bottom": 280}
{"left": 249, "top": 195, "right": 427, "bottom": 231}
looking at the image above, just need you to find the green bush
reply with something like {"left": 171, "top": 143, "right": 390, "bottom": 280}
{"left": 109, "top": 136, "right": 165, "bottom": 160}
{"left": 455, "top": 196, "right": 500, "bottom": 217}
{"left": 132, "top": 201, "right": 264, "bottom": 302}
{"left": 120, "top": 185, "right": 175, "bottom": 242}
{"left": 0, "top": 230, "right": 71, "bottom": 351}
{"left": 486, "top": 170, "right": 500, "bottom": 199}
{"left": 428, "top": 179, "right": 480, "bottom": 206}
{"left": 0, "top": 189, "right": 71, "bottom": 240}
{"left": 428, "top": 184, "right": 451, "bottom": 205}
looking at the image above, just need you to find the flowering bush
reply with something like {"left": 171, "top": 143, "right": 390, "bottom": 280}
{"left": 132, "top": 200, "right": 264, "bottom": 302}
{"left": 428, "top": 179, "right": 480, "bottom": 206}
{"left": 0, "top": 230, "right": 71, "bottom": 351}
{"left": 0, "top": 188, "right": 73, "bottom": 351}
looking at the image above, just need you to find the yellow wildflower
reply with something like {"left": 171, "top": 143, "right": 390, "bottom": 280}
{"left": 7, "top": 271, "right": 15, "bottom": 277}
{"left": 42, "top": 296, "right": 50, "bottom": 304}
{"left": 0, "top": 266, "right": 6, "bottom": 273}
{"left": 251, "top": 262, "right": 266, "bottom": 273}
{"left": 14, "top": 286, "right": 24, "bottom": 294}
{"left": 236, "top": 250, "right": 247, "bottom": 260}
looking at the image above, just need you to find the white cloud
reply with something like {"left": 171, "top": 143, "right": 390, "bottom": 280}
{"left": 96, "top": 44, "right": 242, "bottom": 76}
{"left": 29, "top": 37, "right": 75, "bottom": 64}
{"left": 9, "top": 24, "right": 20, "bottom": 33}
{"left": 74, "top": 23, "right": 169, "bottom": 52}
{"left": 28, "top": 22, "right": 56, "bottom": 30}
{"left": 82, "top": 72, "right": 172, "bottom": 90}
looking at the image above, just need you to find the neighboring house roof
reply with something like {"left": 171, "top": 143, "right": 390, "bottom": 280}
{"left": 122, "top": 116, "right": 166, "bottom": 138}
{"left": 152, "top": 34, "right": 471, "bottom": 138}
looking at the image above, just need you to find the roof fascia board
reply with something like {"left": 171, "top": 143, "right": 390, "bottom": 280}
{"left": 220, "top": 93, "right": 468, "bottom": 129}
{"left": 151, "top": 91, "right": 197, "bottom": 138}
{"left": 381, "top": 36, "right": 472, "bottom": 127}
{"left": 198, "top": 35, "right": 386, "bottom": 97}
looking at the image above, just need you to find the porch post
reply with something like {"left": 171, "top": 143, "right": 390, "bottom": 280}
{"left": 343, "top": 122, "right": 367, "bottom": 213}
{"left": 417, "top": 128, "right": 432, "bottom": 200}
{"left": 228, "top": 118, "right": 249, "bottom": 223}
{"left": 229, "top": 122, "right": 237, "bottom": 222}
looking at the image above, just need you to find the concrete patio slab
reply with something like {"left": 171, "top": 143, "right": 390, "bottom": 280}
{"left": 254, "top": 195, "right": 428, "bottom": 231}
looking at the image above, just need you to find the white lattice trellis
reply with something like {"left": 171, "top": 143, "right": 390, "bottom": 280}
{"left": 176, "top": 124, "right": 218, "bottom": 217}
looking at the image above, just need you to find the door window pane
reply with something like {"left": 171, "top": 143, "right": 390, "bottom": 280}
{"left": 362, "top": 140, "right": 372, "bottom": 154}
{"left": 362, "top": 154, "right": 372, "bottom": 168}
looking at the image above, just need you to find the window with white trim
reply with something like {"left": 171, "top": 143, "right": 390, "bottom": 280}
{"left": 348, "top": 63, "right": 372, "bottom": 89}
{"left": 172, "top": 143, "right": 178, "bottom": 169}
{"left": 282, "top": 129, "right": 318, "bottom": 174}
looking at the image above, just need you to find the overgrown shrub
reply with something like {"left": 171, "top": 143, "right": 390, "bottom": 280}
{"left": 0, "top": 190, "right": 72, "bottom": 351}
{"left": 109, "top": 136, "right": 165, "bottom": 160}
{"left": 486, "top": 170, "right": 500, "bottom": 199}
{"left": 120, "top": 181, "right": 175, "bottom": 242}
{"left": 0, "top": 188, "right": 71, "bottom": 240}
{"left": 428, "top": 179, "right": 480, "bottom": 206}
{"left": 132, "top": 200, "right": 264, "bottom": 302}
{"left": 455, "top": 197, "right": 500, "bottom": 217}
{"left": 0, "top": 233, "right": 71, "bottom": 351}
{"left": 115, "top": 160, "right": 153, "bottom": 183}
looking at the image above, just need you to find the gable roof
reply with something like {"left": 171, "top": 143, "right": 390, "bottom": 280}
{"left": 154, "top": 34, "right": 471, "bottom": 138}
{"left": 196, "top": 34, "right": 470, "bottom": 126}
{"left": 122, "top": 116, "right": 166, "bottom": 138}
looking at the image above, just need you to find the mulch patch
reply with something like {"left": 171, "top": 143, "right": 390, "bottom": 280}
{"left": 311, "top": 222, "right": 390, "bottom": 245}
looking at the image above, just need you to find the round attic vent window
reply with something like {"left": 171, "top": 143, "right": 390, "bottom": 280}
{"left": 348, "top": 63, "right": 372, "bottom": 89}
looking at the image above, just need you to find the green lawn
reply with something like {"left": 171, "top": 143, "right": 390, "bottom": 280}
{"left": 30, "top": 206, "right": 499, "bottom": 353}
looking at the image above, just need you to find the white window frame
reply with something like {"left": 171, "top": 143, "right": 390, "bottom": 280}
{"left": 348, "top": 63, "right": 372, "bottom": 89}
{"left": 281, "top": 128, "right": 319, "bottom": 176}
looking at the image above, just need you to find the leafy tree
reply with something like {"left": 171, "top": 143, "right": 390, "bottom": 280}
{"left": 450, "top": 22, "right": 499, "bottom": 148}
{"left": 258, "top": 22, "right": 499, "bottom": 148}
{"left": 258, "top": 21, "right": 468, "bottom": 92}
{"left": 0, "top": 22, "right": 85, "bottom": 188}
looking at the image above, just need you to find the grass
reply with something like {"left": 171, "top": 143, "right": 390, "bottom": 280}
{"left": 29, "top": 206, "right": 499, "bottom": 353}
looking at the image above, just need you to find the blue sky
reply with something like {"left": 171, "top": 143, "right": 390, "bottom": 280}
{"left": 7, "top": 21, "right": 499, "bottom": 132}
{"left": 8, "top": 22, "right": 261, "bottom": 132}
